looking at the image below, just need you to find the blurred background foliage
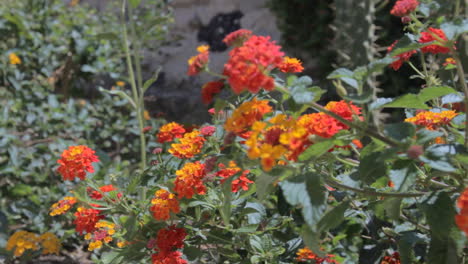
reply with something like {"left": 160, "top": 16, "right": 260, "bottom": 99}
{"left": 0, "top": 0, "right": 171, "bottom": 257}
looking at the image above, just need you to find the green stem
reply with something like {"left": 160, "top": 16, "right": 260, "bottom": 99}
{"left": 121, "top": 0, "right": 146, "bottom": 170}
{"left": 407, "top": 61, "right": 425, "bottom": 78}
{"left": 275, "top": 82, "right": 401, "bottom": 147}
{"left": 450, "top": 48, "right": 468, "bottom": 148}
{"left": 324, "top": 177, "right": 426, "bottom": 198}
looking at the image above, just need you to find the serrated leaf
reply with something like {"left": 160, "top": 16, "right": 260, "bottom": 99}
{"left": 383, "top": 94, "right": 429, "bottom": 109}
{"left": 418, "top": 86, "right": 457, "bottom": 102}
{"left": 289, "top": 76, "right": 323, "bottom": 104}
{"left": 327, "top": 68, "right": 358, "bottom": 89}
{"left": 317, "top": 202, "right": 349, "bottom": 232}
{"left": 298, "top": 140, "right": 334, "bottom": 161}
{"left": 389, "top": 160, "right": 418, "bottom": 192}
{"left": 384, "top": 123, "right": 415, "bottom": 142}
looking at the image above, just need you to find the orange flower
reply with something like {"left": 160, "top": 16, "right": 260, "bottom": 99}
{"left": 50, "top": 196, "right": 77, "bottom": 216}
{"left": 168, "top": 130, "right": 206, "bottom": 159}
{"left": 39, "top": 232, "right": 61, "bottom": 255}
{"left": 88, "top": 185, "right": 122, "bottom": 200}
{"left": 278, "top": 56, "right": 304, "bottom": 73}
{"left": 155, "top": 225, "right": 187, "bottom": 253}
{"left": 224, "top": 98, "right": 272, "bottom": 134}
{"left": 216, "top": 161, "right": 253, "bottom": 192}
{"left": 152, "top": 251, "right": 187, "bottom": 264}
{"left": 150, "top": 189, "right": 180, "bottom": 220}
{"left": 201, "top": 81, "right": 223, "bottom": 104}
{"left": 231, "top": 170, "right": 253, "bottom": 192}
{"left": 6, "top": 231, "right": 40, "bottom": 257}
{"left": 187, "top": 45, "right": 209, "bottom": 76}
{"left": 57, "top": 145, "right": 99, "bottom": 181}
{"left": 404, "top": 110, "right": 458, "bottom": 130}
{"left": 298, "top": 113, "right": 341, "bottom": 138}
{"left": 419, "top": 28, "right": 450, "bottom": 54}
{"left": 157, "top": 122, "right": 186, "bottom": 143}
{"left": 9, "top": 53, "right": 21, "bottom": 65}
{"left": 223, "top": 35, "right": 284, "bottom": 93}
{"left": 223, "top": 29, "right": 253, "bottom": 47}
{"left": 324, "top": 100, "right": 362, "bottom": 129}
{"left": 174, "top": 161, "right": 206, "bottom": 199}
{"left": 73, "top": 207, "right": 104, "bottom": 234}
{"left": 456, "top": 187, "right": 468, "bottom": 236}
{"left": 296, "top": 247, "right": 339, "bottom": 263}
{"left": 443, "top": 57, "right": 456, "bottom": 67}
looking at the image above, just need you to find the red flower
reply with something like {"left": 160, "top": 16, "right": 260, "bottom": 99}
{"left": 200, "top": 126, "right": 216, "bottom": 136}
{"left": 223, "top": 29, "right": 253, "bottom": 47}
{"left": 381, "top": 252, "right": 401, "bottom": 264}
{"left": 88, "top": 185, "right": 122, "bottom": 200}
{"left": 456, "top": 187, "right": 468, "bottom": 236}
{"left": 57, "top": 145, "right": 99, "bottom": 181}
{"left": 150, "top": 190, "right": 180, "bottom": 221}
{"left": 152, "top": 251, "right": 187, "bottom": 264}
{"left": 187, "top": 45, "right": 209, "bottom": 76}
{"left": 324, "top": 100, "right": 363, "bottom": 129}
{"left": 157, "top": 122, "right": 186, "bottom": 143}
{"left": 73, "top": 207, "right": 104, "bottom": 234}
{"left": 390, "top": 0, "right": 419, "bottom": 17}
{"left": 156, "top": 225, "right": 187, "bottom": 253}
{"left": 223, "top": 35, "right": 284, "bottom": 94}
{"left": 387, "top": 40, "right": 417, "bottom": 70}
{"left": 201, "top": 81, "right": 223, "bottom": 104}
{"left": 231, "top": 170, "right": 253, "bottom": 192}
{"left": 419, "top": 28, "right": 451, "bottom": 54}
{"left": 298, "top": 113, "right": 341, "bottom": 138}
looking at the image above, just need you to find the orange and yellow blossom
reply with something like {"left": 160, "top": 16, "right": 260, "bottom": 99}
{"left": 50, "top": 196, "right": 77, "bottom": 216}
{"left": 168, "top": 130, "right": 206, "bottom": 159}
{"left": 57, "top": 145, "right": 99, "bottom": 181}
{"left": 39, "top": 232, "right": 61, "bottom": 255}
{"left": 150, "top": 189, "right": 180, "bottom": 220}
{"left": 187, "top": 45, "right": 209, "bottom": 76}
{"left": 85, "top": 221, "right": 116, "bottom": 251}
{"left": 9, "top": 52, "right": 21, "bottom": 65}
{"left": 405, "top": 110, "right": 458, "bottom": 130}
{"left": 224, "top": 98, "right": 272, "bottom": 135}
{"left": 6, "top": 231, "right": 40, "bottom": 257}
{"left": 157, "top": 122, "right": 186, "bottom": 143}
{"left": 174, "top": 161, "right": 207, "bottom": 199}
{"left": 278, "top": 56, "right": 304, "bottom": 73}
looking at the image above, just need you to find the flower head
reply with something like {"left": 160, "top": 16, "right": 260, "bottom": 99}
{"left": 187, "top": 45, "right": 209, "bottom": 76}
{"left": 73, "top": 207, "right": 104, "bottom": 234}
{"left": 278, "top": 56, "right": 304, "bottom": 73}
{"left": 224, "top": 98, "right": 272, "bottom": 134}
{"left": 150, "top": 189, "right": 180, "bottom": 221}
{"left": 324, "top": 100, "right": 363, "bottom": 129}
{"left": 156, "top": 225, "right": 187, "bottom": 252}
{"left": 390, "top": 0, "right": 419, "bottom": 17}
{"left": 298, "top": 113, "right": 341, "bottom": 138}
{"left": 405, "top": 110, "right": 458, "bottom": 130}
{"left": 223, "top": 29, "right": 253, "bottom": 47}
{"left": 168, "top": 130, "right": 206, "bottom": 159}
{"left": 50, "top": 196, "right": 77, "bottom": 216}
{"left": 152, "top": 251, "right": 188, "bottom": 264}
{"left": 419, "top": 28, "right": 450, "bottom": 54}
{"left": 381, "top": 252, "right": 401, "bottom": 264}
{"left": 85, "top": 221, "right": 116, "bottom": 251}
{"left": 443, "top": 57, "right": 456, "bottom": 67}
{"left": 9, "top": 52, "right": 21, "bottom": 65}
{"left": 6, "top": 231, "right": 40, "bottom": 257}
{"left": 174, "top": 161, "right": 207, "bottom": 199}
{"left": 223, "top": 35, "right": 284, "bottom": 93}
{"left": 456, "top": 187, "right": 468, "bottom": 236}
{"left": 39, "top": 232, "right": 61, "bottom": 255}
{"left": 200, "top": 125, "right": 216, "bottom": 136}
{"left": 295, "top": 247, "right": 339, "bottom": 263}
{"left": 88, "top": 185, "right": 122, "bottom": 200}
{"left": 387, "top": 40, "right": 417, "bottom": 70}
{"left": 201, "top": 81, "right": 223, "bottom": 104}
{"left": 57, "top": 145, "right": 99, "bottom": 181}
{"left": 157, "top": 122, "right": 186, "bottom": 143}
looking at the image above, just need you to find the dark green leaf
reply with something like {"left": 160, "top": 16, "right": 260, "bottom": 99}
{"left": 298, "top": 140, "right": 334, "bottom": 161}
{"left": 383, "top": 94, "right": 429, "bottom": 109}
{"left": 317, "top": 202, "right": 349, "bottom": 232}
{"left": 384, "top": 123, "right": 415, "bottom": 142}
{"left": 389, "top": 160, "right": 418, "bottom": 192}
{"left": 327, "top": 68, "right": 358, "bottom": 88}
{"left": 418, "top": 86, "right": 457, "bottom": 102}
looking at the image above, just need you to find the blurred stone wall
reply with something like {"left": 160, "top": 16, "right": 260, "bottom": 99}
{"left": 73, "top": 0, "right": 281, "bottom": 124}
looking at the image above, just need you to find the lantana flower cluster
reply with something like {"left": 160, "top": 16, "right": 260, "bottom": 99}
{"left": 6, "top": 231, "right": 60, "bottom": 257}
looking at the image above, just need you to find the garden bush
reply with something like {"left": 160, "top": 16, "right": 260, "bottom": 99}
{"left": 3, "top": 0, "right": 468, "bottom": 264}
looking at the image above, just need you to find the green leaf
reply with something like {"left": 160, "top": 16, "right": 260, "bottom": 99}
{"left": 369, "top": 98, "right": 393, "bottom": 111}
{"left": 389, "top": 35, "right": 429, "bottom": 56}
{"left": 383, "top": 94, "right": 429, "bottom": 109}
{"left": 317, "top": 202, "right": 349, "bottom": 232}
{"left": 289, "top": 76, "right": 324, "bottom": 104}
{"left": 92, "top": 32, "right": 119, "bottom": 41}
{"left": 389, "top": 160, "right": 418, "bottom": 192}
{"left": 298, "top": 140, "right": 334, "bottom": 161}
{"left": 422, "top": 192, "right": 461, "bottom": 263}
{"left": 255, "top": 173, "right": 279, "bottom": 200}
{"left": 419, "top": 86, "right": 457, "bottom": 102}
{"left": 142, "top": 67, "right": 161, "bottom": 93}
{"left": 416, "top": 129, "right": 444, "bottom": 144}
{"left": 220, "top": 176, "right": 234, "bottom": 226}
{"left": 398, "top": 232, "right": 426, "bottom": 264}
{"left": 10, "top": 184, "right": 33, "bottom": 196}
{"left": 327, "top": 68, "right": 358, "bottom": 89}
{"left": 342, "top": 89, "right": 373, "bottom": 104}
{"left": 419, "top": 144, "right": 457, "bottom": 172}
{"left": 384, "top": 123, "right": 415, "bottom": 142}
{"left": 128, "top": 0, "right": 142, "bottom": 8}
{"left": 279, "top": 173, "right": 326, "bottom": 229}
{"left": 357, "top": 148, "right": 395, "bottom": 184}
{"left": 441, "top": 19, "right": 468, "bottom": 40}
{"left": 301, "top": 225, "right": 324, "bottom": 257}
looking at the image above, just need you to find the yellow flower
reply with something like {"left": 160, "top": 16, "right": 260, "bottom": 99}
{"left": 144, "top": 110, "right": 150, "bottom": 120}
{"left": 116, "top": 81, "right": 125, "bottom": 87}
{"left": 39, "top": 232, "right": 61, "bottom": 255}
{"left": 197, "top": 45, "right": 210, "bottom": 53}
{"left": 9, "top": 53, "right": 21, "bottom": 65}
{"left": 6, "top": 231, "right": 40, "bottom": 257}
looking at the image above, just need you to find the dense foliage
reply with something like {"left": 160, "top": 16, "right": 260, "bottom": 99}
{"left": 2, "top": 0, "right": 468, "bottom": 264}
